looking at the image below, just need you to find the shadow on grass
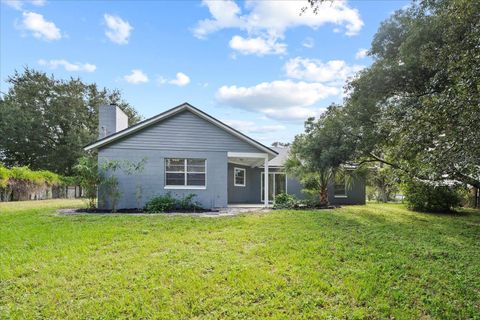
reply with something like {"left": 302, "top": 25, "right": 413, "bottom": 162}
{"left": 292, "top": 204, "right": 480, "bottom": 247}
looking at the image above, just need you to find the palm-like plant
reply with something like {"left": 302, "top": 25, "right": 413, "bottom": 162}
{"left": 285, "top": 104, "right": 359, "bottom": 207}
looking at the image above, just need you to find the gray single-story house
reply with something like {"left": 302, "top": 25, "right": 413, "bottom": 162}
{"left": 84, "top": 103, "right": 365, "bottom": 209}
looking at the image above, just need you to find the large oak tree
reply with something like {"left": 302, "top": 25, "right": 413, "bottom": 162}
{"left": 0, "top": 68, "right": 141, "bottom": 175}
{"left": 344, "top": 0, "right": 480, "bottom": 188}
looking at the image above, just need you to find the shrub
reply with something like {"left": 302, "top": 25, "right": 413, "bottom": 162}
{"left": 0, "top": 165, "right": 10, "bottom": 189}
{"left": 273, "top": 193, "right": 299, "bottom": 209}
{"left": 0, "top": 165, "right": 11, "bottom": 201}
{"left": 38, "top": 170, "right": 61, "bottom": 186}
{"left": 74, "top": 155, "right": 100, "bottom": 209}
{"left": 4, "top": 166, "right": 64, "bottom": 201}
{"left": 145, "top": 193, "right": 177, "bottom": 212}
{"left": 145, "top": 193, "right": 201, "bottom": 213}
{"left": 0, "top": 165, "right": 66, "bottom": 201}
{"left": 177, "top": 193, "right": 201, "bottom": 211}
{"left": 403, "top": 179, "right": 462, "bottom": 213}
{"left": 9, "top": 167, "right": 43, "bottom": 200}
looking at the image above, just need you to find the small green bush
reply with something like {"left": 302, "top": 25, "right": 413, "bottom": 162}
{"left": 403, "top": 180, "right": 462, "bottom": 213}
{"left": 145, "top": 193, "right": 201, "bottom": 213}
{"left": 176, "top": 193, "right": 201, "bottom": 211}
{"left": 145, "top": 193, "right": 177, "bottom": 212}
{"left": 273, "top": 193, "right": 299, "bottom": 209}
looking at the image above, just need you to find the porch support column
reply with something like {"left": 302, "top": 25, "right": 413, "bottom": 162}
{"left": 264, "top": 154, "right": 269, "bottom": 207}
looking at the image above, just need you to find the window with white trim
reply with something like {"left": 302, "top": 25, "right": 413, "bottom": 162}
{"left": 334, "top": 177, "right": 347, "bottom": 197}
{"left": 234, "top": 167, "right": 246, "bottom": 187}
{"left": 165, "top": 158, "right": 206, "bottom": 188}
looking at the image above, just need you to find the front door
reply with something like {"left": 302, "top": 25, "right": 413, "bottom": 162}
{"left": 261, "top": 172, "right": 287, "bottom": 202}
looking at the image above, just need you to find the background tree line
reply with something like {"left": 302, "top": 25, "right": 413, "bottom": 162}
{"left": 0, "top": 68, "right": 141, "bottom": 175}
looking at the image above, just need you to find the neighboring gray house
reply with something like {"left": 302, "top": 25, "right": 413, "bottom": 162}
{"left": 85, "top": 103, "right": 365, "bottom": 209}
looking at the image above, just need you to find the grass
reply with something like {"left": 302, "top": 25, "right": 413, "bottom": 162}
{"left": 1, "top": 200, "right": 479, "bottom": 319}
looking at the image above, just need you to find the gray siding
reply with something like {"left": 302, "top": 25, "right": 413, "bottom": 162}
{"left": 98, "top": 149, "right": 228, "bottom": 209}
{"left": 227, "top": 165, "right": 289, "bottom": 204}
{"left": 227, "top": 164, "right": 262, "bottom": 204}
{"left": 286, "top": 176, "right": 366, "bottom": 205}
{"left": 99, "top": 105, "right": 128, "bottom": 139}
{"left": 103, "top": 110, "right": 261, "bottom": 153}
{"left": 286, "top": 176, "right": 305, "bottom": 200}
{"left": 96, "top": 108, "right": 365, "bottom": 209}
{"left": 327, "top": 176, "right": 366, "bottom": 205}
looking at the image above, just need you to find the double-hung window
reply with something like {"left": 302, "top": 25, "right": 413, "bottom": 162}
{"left": 165, "top": 158, "right": 206, "bottom": 189}
{"left": 234, "top": 167, "right": 246, "bottom": 187}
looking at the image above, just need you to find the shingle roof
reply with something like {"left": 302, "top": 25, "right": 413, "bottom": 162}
{"left": 268, "top": 146, "right": 290, "bottom": 167}
{"left": 84, "top": 102, "right": 277, "bottom": 156}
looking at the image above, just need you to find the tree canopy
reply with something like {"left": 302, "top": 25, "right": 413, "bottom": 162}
{"left": 286, "top": 104, "right": 356, "bottom": 205}
{"left": 345, "top": 0, "right": 480, "bottom": 188}
{"left": 0, "top": 68, "right": 141, "bottom": 175}
{"left": 293, "top": 0, "right": 479, "bottom": 207}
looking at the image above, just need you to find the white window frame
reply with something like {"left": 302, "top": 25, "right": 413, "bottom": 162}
{"left": 234, "top": 167, "right": 246, "bottom": 187}
{"left": 164, "top": 158, "right": 207, "bottom": 190}
{"left": 261, "top": 172, "right": 288, "bottom": 202}
{"left": 334, "top": 178, "right": 347, "bottom": 198}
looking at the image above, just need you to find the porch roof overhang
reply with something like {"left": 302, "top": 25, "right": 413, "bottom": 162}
{"left": 227, "top": 152, "right": 274, "bottom": 168}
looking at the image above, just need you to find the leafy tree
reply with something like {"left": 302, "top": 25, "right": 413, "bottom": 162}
{"left": 100, "top": 162, "right": 122, "bottom": 213}
{"left": 73, "top": 155, "right": 100, "bottom": 209}
{"left": 74, "top": 155, "right": 147, "bottom": 211}
{"left": 344, "top": 0, "right": 480, "bottom": 190}
{"left": 367, "top": 166, "right": 400, "bottom": 202}
{"left": 0, "top": 68, "right": 141, "bottom": 175}
{"left": 285, "top": 104, "right": 357, "bottom": 206}
{"left": 123, "top": 158, "right": 148, "bottom": 210}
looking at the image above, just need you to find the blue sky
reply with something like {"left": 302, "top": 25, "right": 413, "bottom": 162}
{"left": 1, "top": 0, "right": 408, "bottom": 145}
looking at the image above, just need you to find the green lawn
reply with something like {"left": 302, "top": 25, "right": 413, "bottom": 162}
{"left": 1, "top": 200, "right": 479, "bottom": 319}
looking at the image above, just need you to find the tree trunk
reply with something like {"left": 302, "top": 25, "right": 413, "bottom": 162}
{"left": 319, "top": 186, "right": 329, "bottom": 207}
{"left": 378, "top": 187, "right": 389, "bottom": 202}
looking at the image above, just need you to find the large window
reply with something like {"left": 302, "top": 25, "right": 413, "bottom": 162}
{"left": 334, "top": 177, "right": 347, "bottom": 198}
{"left": 234, "top": 167, "right": 246, "bottom": 187}
{"left": 165, "top": 158, "right": 206, "bottom": 188}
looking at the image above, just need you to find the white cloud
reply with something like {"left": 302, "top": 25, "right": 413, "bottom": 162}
{"left": 262, "top": 106, "right": 325, "bottom": 121}
{"left": 216, "top": 80, "right": 339, "bottom": 121}
{"left": 21, "top": 11, "right": 61, "bottom": 40}
{"left": 157, "top": 72, "right": 190, "bottom": 87}
{"left": 38, "top": 59, "right": 96, "bottom": 72}
{"left": 124, "top": 69, "right": 148, "bottom": 84}
{"left": 222, "top": 119, "right": 286, "bottom": 134}
{"left": 30, "top": 0, "right": 46, "bottom": 6}
{"left": 156, "top": 76, "right": 167, "bottom": 85}
{"left": 284, "top": 57, "right": 364, "bottom": 85}
{"left": 194, "top": 0, "right": 363, "bottom": 39}
{"left": 169, "top": 72, "right": 190, "bottom": 86}
{"left": 229, "top": 35, "right": 286, "bottom": 56}
{"left": 3, "top": 0, "right": 23, "bottom": 10}
{"left": 302, "top": 37, "right": 314, "bottom": 49}
{"left": 193, "top": 0, "right": 244, "bottom": 39}
{"left": 3, "top": 0, "right": 45, "bottom": 10}
{"left": 104, "top": 14, "right": 132, "bottom": 44}
{"left": 355, "top": 48, "right": 368, "bottom": 59}
{"left": 216, "top": 56, "right": 363, "bottom": 121}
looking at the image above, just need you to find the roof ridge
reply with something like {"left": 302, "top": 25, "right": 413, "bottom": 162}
{"left": 84, "top": 102, "right": 278, "bottom": 156}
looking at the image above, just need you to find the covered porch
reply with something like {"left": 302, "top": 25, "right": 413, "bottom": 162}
{"left": 227, "top": 152, "right": 286, "bottom": 208}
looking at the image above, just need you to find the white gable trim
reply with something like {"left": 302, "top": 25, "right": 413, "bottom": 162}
{"left": 84, "top": 103, "right": 277, "bottom": 156}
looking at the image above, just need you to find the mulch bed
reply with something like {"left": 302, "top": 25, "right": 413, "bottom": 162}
{"left": 73, "top": 208, "right": 215, "bottom": 214}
